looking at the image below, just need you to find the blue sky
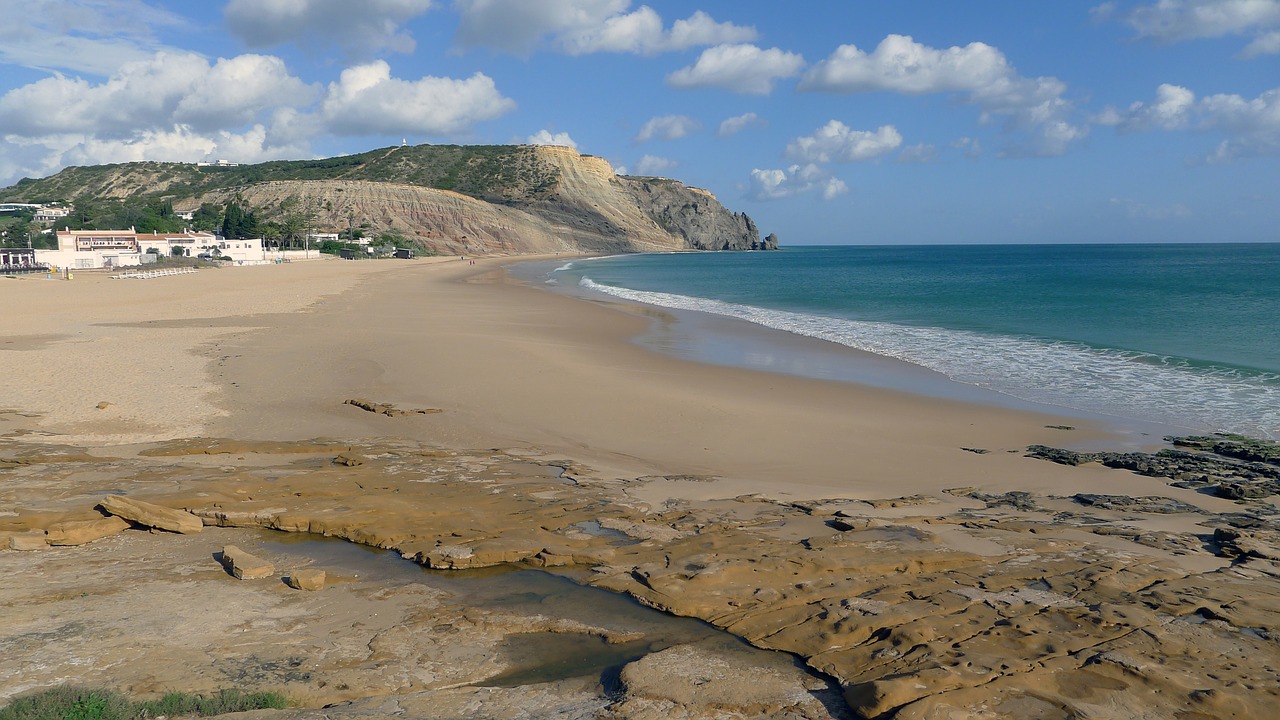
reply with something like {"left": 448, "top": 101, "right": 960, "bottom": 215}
{"left": 1, "top": 1, "right": 1277, "bottom": 244}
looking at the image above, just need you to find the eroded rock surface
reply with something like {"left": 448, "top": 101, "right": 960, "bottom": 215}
{"left": 3, "top": 436, "right": 1279, "bottom": 719}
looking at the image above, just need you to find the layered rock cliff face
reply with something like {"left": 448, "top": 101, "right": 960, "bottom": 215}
{"left": 4, "top": 145, "right": 776, "bottom": 255}
{"left": 619, "top": 177, "right": 776, "bottom": 251}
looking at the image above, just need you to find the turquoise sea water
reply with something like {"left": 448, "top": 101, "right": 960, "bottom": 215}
{"left": 548, "top": 244, "right": 1280, "bottom": 439}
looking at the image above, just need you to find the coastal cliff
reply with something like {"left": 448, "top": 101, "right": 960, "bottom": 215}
{"left": 1, "top": 144, "right": 775, "bottom": 255}
{"left": 620, "top": 177, "right": 776, "bottom": 251}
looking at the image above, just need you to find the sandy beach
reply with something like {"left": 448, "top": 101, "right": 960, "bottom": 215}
{"left": 3, "top": 257, "right": 1278, "bottom": 719}
{"left": 206, "top": 257, "right": 1202, "bottom": 500}
{"left": 4, "top": 253, "right": 1218, "bottom": 501}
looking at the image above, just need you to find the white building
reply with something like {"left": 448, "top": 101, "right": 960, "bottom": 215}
{"left": 34, "top": 207, "right": 70, "bottom": 222}
{"left": 37, "top": 228, "right": 270, "bottom": 269}
{"left": 136, "top": 230, "right": 269, "bottom": 264}
{"left": 214, "top": 237, "right": 268, "bottom": 264}
{"left": 39, "top": 229, "right": 145, "bottom": 269}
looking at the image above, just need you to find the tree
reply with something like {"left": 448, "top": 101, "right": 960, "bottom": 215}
{"left": 192, "top": 203, "right": 222, "bottom": 232}
{"left": 219, "top": 201, "right": 259, "bottom": 239}
{"left": 221, "top": 202, "right": 245, "bottom": 239}
{"left": 277, "top": 203, "right": 315, "bottom": 249}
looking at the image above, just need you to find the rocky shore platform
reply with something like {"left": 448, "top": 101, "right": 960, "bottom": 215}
{"left": 3, "top": 432, "right": 1278, "bottom": 719}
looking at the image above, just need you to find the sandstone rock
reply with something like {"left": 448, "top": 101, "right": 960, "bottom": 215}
{"left": 191, "top": 506, "right": 286, "bottom": 528}
{"left": 343, "top": 398, "right": 443, "bottom": 418}
{"left": 287, "top": 568, "right": 326, "bottom": 591}
{"left": 598, "top": 518, "right": 688, "bottom": 543}
{"left": 8, "top": 530, "right": 48, "bottom": 551}
{"left": 845, "top": 667, "right": 964, "bottom": 719}
{"left": 46, "top": 516, "right": 130, "bottom": 546}
{"left": 830, "top": 517, "right": 872, "bottom": 532}
{"left": 220, "top": 545, "right": 274, "bottom": 580}
{"left": 617, "top": 639, "right": 835, "bottom": 717}
{"left": 422, "top": 544, "right": 475, "bottom": 569}
{"left": 99, "top": 495, "right": 203, "bottom": 534}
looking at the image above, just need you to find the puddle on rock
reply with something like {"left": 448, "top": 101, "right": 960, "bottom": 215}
{"left": 568, "top": 520, "right": 640, "bottom": 545}
{"left": 260, "top": 532, "right": 812, "bottom": 692}
{"left": 479, "top": 633, "right": 652, "bottom": 688}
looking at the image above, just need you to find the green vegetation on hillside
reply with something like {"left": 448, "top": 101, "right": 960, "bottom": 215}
{"left": 0, "top": 145, "right": 561, "bottom": 209}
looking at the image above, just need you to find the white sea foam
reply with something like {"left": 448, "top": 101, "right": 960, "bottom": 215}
{"left": 579, "top": 277, "right": 1280, "bottom": 438}
{"left": 553, "top": 262, "right": 575, "bottom": 272}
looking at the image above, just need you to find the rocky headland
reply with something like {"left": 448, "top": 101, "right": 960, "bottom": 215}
{"left": 2, "top": 144, "right": 777, "bottom": 256}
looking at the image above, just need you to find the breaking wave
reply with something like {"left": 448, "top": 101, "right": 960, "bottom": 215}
{"left": 579, "top": 277, "right": 1280, "bottom": 438}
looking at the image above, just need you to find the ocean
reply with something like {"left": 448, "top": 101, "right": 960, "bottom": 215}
{"left": 543, "top": 244, "right": 1280, "bottom": 439}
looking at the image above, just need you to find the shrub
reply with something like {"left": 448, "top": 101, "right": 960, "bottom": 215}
{"left": 0, "top": 687, "right": 288, "bottom": 720}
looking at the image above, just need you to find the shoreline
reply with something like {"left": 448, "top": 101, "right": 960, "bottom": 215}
{"left": 4, "top": 255, "right": 1278, "bottom": 718}
{"left": 526, "top": 246, "right": 1280, "bottom": 443}
{"left": 513, "top": 256, "right": 1195, "bottom": 451}
{"left": 207, "top": 256, "right": 1162, "bottom": 497}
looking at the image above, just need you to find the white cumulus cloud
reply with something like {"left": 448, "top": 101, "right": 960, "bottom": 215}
{"left": 800, "top": 34, "right": 1085, "bottom": 157}
{"left": 1100, "top": 83, "right": 1197, "bottom": 130}
{"left": 786, "top": 121, "right": 902, "bottom": 163}
{"left": 0, "top": 50, "right": 516, "bottom": 186}
{"left": 1199, "top": 87, "right": 1280, "bottom": 161}
{"left": 748, "top": 164, "right": 847, "bottom": 201}
{"left": 1242, "top": 28, "right": 1280, "bottom": 54}
{"left": 0, "top": 51, "right": 316, "bottom": 138}
{"left": 800, "top": 34, "right": 1012, "bottom": 95}
{"left": 319, "top": 61, "right": 516, "bottom": 136}
{"left": 225, "top": 0, "right": 435, "bottom": 55}
{"left": 0, "top": 47, "right": 320, "bottom": 185}
{"left": 717, "top": 112, "right": 765, "bottom": 137}
{"left": 175, "top": 55, "right": 319, "bottom": 131}
{"left": 0, "top": 0, "right": 187, "bottom": 76}
{"left": 1124, "top": 0, "right": 1280, "bottom": 41}
{"left": 454, "top": 0, "right": 753, "bottom": 56}
{"left": 667, "top": 44, "right": 805, "bottom": 95}
{"left": 526, "top": 129, "right": 578, "bottom": 148}
{"left": 634, "top": 154, "right": 677, "bottom": 175}
{"left": 635, "top": 114, "right": 701, "bottom": 142}
{"left": 560, "top": 8, "right": 757, "bottom": 55}
{"left": 1101, "top": 83, "right": 1280, "bottom": 161}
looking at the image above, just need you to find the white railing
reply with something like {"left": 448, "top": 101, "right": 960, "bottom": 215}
{"left": 110, "top": 267, "right": 199, "bottom": 279}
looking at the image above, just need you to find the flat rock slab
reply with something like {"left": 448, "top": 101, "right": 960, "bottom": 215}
{"left": 46, "top": 516, "right": 131, "bottom": 546}
{"left": 99, "top": 495, "right": 203, "bottom": 534}
{"left": 8, "top": 531, "right": 48, "bottom": 551}
{"left": 287, "top": 568, "right": 326, "bottom": 591}
{"left": 221, "top": 544, "right": 274, "bottom": 580}
{"left": 617, "top": 638, "right": 838, "bottom": 717}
